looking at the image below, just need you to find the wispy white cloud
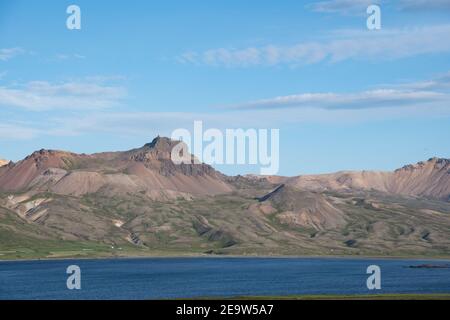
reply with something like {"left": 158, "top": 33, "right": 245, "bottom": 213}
{"left": 84, "top": 75, "right": 127, "bottom": 83}
{"left": 307, "top": 0, "right": 450, "bottom": 14}
{"left": 178, "top": 25, "right": 450, "bottom": 67}
{"left": 389, "top": 71, "right": 450, "bottom": 91}
{"left": 0, "top": 123, "right": 40, "bottom": 140}
{"left": 32, "top": 72, "right": 450, "bottom": 139}
{"left": 3, "top": 72, "right": 450, "bottom": 141}
{"left": 308, "top": 0, "right": 379, "bottom": 14}
{"left": 5, "top": 101, "right": 450, "bottom": 142}
{"left": 398, "top": 0, "right": 450, "bottom": 10}
{"left": 55, "top": 53, "right": 86, "bottom": 60}
{"left": 229, "top": 71, "right": 450, "bottom": 111}
{"left": 0, "top": 47, "right": 25, "bottom": 61}
{"left": 45, "top": 101, "right": 450, "bottom": 141}
{"left": 231, "top": 90, "right": 447, "bottom": 110}
{"left": 0, "top": 80, "right": 127, "bottom": 111}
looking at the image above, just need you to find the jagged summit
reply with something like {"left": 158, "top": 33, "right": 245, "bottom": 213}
{"left": 395, "top": 157, "right": 450, "bottom": 172}
{"left": 143, "top": 136, "right": 180, "bottom": 150}
{"left": 129, "top": 136, "right": 186, "bottom": 163}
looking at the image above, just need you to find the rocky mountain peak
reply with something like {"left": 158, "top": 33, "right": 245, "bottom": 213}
{"left": 144, "top": 136, "right": 180, "bottom": 151}
{"left": 26, "top": 149, "right": 73, "bottom": 160}
{"left": 129, "top": 137, "right": 175, "bottom": 162}
{"left": 428, "top": 157, "right": 450, "bottom": 166}
{"left": 395, "top": 157, "right": 450, "bottom": 173}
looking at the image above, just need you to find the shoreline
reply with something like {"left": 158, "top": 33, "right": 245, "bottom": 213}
{"left": 208, "top": 293, "right": 450, "bottom": 300}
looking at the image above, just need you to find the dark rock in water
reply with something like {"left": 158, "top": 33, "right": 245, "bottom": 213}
{"left": 407, "top": 264, "right": 450, "bottom": 269}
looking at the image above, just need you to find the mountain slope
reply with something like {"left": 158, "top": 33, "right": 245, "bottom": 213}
{"left": 0, "top": 138, "right": 449, "bottom": 259}
{"left": 0, "top": 137, "right": 233, "bottom": 199}
{"left": 254, "top": 184, "right": 346, "bottom": 230}
{"left": 286, "top": 158, "right": 450, "bottom": 201}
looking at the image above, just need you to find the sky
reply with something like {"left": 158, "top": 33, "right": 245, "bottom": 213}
{"left": 1, "top": 0, "right": 450, "bottom": 176}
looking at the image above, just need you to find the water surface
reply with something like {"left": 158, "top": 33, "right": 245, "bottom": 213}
{"left": 0, "top": 257, "right": 449, "bottom": 299}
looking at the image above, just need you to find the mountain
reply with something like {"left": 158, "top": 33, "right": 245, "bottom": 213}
{"left": 0, "top": 137, "right": 232, "bottom": 199}
{"left": 285, "top": 158, "right": 450, "bottom": 202}
{"left": 255, "top": 184, "right": 346, "bottom": 231}
{"left": 0, "top": 137, "right": 449, "bottom": 260}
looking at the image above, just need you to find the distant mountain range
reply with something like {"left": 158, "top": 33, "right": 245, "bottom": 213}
{"left": 0, "top": 137, "right": 449, "bottom": 260}
{"left": 255, "top": 157, "right": 450, "bottom": 202}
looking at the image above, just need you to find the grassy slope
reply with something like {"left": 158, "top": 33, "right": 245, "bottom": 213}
{"left": 1, "top": 187, "right": 450, "bottom": 260}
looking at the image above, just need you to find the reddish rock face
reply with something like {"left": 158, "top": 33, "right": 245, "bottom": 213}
{"left": 0, "top": 149, "right": 85, "bottom": 191}
{"left": 0, "top": 137, "right": 233, "bottom": 197}
{"left": 0, "top": 137, "right": 449, "bottom": 201}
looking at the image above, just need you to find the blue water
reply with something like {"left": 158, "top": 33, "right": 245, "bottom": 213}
{"left": 0, "top": 257, "right": 449, "bottom": 299}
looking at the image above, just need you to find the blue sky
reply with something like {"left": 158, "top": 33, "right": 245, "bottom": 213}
{"left": 1, "top": 0, "right": 450, "bottom": 175}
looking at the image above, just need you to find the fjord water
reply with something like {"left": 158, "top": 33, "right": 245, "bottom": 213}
{"left": 0, "top": 257, "right": 449, "bottom": 299}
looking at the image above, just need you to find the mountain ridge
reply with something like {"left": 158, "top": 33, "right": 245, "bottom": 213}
{"left": 1, "top": 138, "right": 449, "bottom": 201}
{"left": 282, "top": 157, "right": 450, "bottom": 202}
{"left": 0, "top": 137, "right": 449, "bottom": 259}
{"left": 0, "top": 136, "right": 232, "bottom": 198}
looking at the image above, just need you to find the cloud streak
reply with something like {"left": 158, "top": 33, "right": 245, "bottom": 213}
{"left": 307, "top": 0, "right": 450, "bottom": 14}
{"left": 41, "top": 99, "right": 450, "bottom": 141}
{"left": 178, "top": 25, "right": 450, "bottom": 68}
{"left": 2, "top": 72, "right": 450, "bottom": 141}
{"left": 229, "top": 71, "right": 450, "bottom": 111}
{"left": 55, "top": 53, "right": 86, "bottom": 60}
{"left": 0, "top": 123, "right": 40, "bottom": 140}
{"left": 3, "top": 101, "right": 450, "bottom": 142}
{"left": 399, "top": 0, "right": 450, "bottom": 11}
{"left": 0, "top": 47, "right": 25, "bottom": 61}
{"left": 0, "top": 80, "right": 127, "bottom": 111}
{"left": 231, "top": 90, "right": 447, "bottom": 111}
{"left": 308, "top": 0, "right": 379, "bottom": 14}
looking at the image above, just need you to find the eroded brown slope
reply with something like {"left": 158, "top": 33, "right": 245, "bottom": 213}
{"left": 253, "top": 184, "right": 346, "bottom": 231}
{"left": 0, "top": 137, "right": 233, "bottom": 198}
{"left": 286, "top": 158, "right": 450, "bottom": 201}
